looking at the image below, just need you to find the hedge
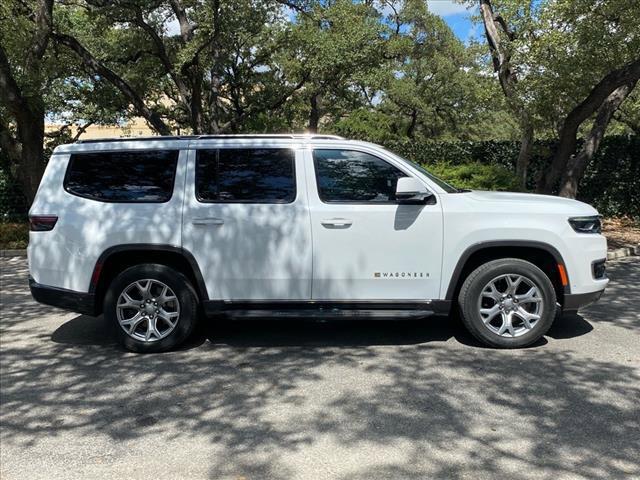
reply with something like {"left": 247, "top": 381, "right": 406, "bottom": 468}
{"left": 0, "top": 169, "right": 29, "bottom": 223}
{"left": 1, "top": 135, "right": 638, "bottom": 221}
{"left": 380, "top": 135, "right": 640, "bottom": 219}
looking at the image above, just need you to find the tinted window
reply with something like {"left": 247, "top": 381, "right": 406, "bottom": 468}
{"left": 313, "top": 149, "right": 407, "bottom": 203}
{"left": 196, "top": 149, "right": 295, "bottom": 203}
{"left": 65, "top": 150, "right": 178, "bottom": 202}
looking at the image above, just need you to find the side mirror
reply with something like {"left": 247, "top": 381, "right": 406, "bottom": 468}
{"left": 395, "top": 177, "right": 433, "bottom": 204}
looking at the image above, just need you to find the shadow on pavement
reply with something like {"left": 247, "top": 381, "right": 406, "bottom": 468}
{"left": 50, "top": 312, "right": 595, "bottom": 350}
{"left": 2, "top": 256, "right": 639, "bottom": 479}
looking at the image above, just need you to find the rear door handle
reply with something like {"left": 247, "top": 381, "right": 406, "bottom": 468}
{"left": 192, "top": 217, "right": 224, "bottom": 226}
{"left": 321, "top": 218, "right": 352, "bottom": 228}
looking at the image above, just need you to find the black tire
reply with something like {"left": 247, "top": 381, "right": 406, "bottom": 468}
{"left": 104, "top": 263, "right": 199, "bottom": 353}
{"left": 457, "top": 258, "right": 557, "bottom": 348}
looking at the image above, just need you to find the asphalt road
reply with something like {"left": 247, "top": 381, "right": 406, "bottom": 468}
{"left": 1, "top": 256, "right": 639, "bottom": 480}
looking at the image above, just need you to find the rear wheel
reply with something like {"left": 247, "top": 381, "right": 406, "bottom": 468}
{"left": 458, "top": 258, "right": 557, "bottom": 348}
{"left": 105, "top": 264, "right": 198, "bottom": 353}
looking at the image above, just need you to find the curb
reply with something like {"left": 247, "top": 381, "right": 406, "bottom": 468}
{"left": 0, "top": 249, "right": 27, "bottom": 258}
{"left": 607, "top": 244, "right": 639, "bottom": 261}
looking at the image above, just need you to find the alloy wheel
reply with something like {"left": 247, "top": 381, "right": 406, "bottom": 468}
{"left": 116, "top": 279, "right": 181, "bottom": 342}
{"left": 477, "top": 274, "right": 543, "bottom": 338}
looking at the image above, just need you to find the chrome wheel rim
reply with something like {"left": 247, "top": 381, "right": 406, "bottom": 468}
{"left": 116, "top": 279, "right": 180, "bottom": 342}
{"left": 478, "top": 274, "right": 543, "bottom": 338}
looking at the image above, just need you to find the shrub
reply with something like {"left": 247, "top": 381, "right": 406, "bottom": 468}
{"left": 0, "top": 223, "right": 29, "bottom": 249}
{"left": 379, "top": 135, "right": 639, "bottom": 219}
{"left": 0, "top": 168, "right": 28, "bottom": 222}
{"left": 425, "top": 162, "right": 522, "bottom": 191}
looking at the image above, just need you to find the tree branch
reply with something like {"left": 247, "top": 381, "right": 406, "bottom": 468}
{"left": 0, "top": 45, "right": 29, "bottom": 115}
{"left": 130, "top": 6, "right": 191, "bottom": 106}
{"left": 494, "top": 14, "right": 515, "bottom": 41}
{"left": 558, "top": 81, "right": 636, "bottom": 198}
{"left": 539, "top": 56, "right": 640, "bottom": 193}
{"left": 168, "top": 0, "right": 194, "bottom": 42}
{"left": 52, "top": 32, "right": 171, "bottom": 135}
{"left": 28, "top": 0, "right": 54, "bottom": 66}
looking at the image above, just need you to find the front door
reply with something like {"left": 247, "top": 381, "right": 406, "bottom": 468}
{"left": 306, "top": 147, "right": 443, "bottom": 301}
{"left": 182, "top": 146, "right": 312, "bottom": 300}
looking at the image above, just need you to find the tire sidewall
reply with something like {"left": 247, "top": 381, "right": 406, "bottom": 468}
{"left": 460, "top": 260, "right": 557, "bottom": 348}
{"left": 105, "top": 264, "right": 198, "bottom": 353}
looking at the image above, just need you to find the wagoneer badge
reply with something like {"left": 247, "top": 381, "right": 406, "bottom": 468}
{"left": 374, "top": 272, "right": 429, "bottom": 278}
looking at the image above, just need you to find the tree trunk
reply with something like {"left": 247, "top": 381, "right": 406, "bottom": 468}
{"left": 0, "top": 47, "right": 46, "bottom": 203}
{"left": 0, "top": 0, "right": 52, "bottom": 203}
{"left": 406, "top": 109, "right": 418, "bottom": 138}
{"left": 18, "top": 116, "right": 46, "bottom": 203}
{"left": 558, "top": 82, "right": 635, "bottom": 198}
{"left": 479, "top": 0, "right": 533, "bottom": 189}
{"left": 516, "top": 112, "right": 533, "bottom": 188}
{"left": 308, "top": 93, "right": 322, "bottom": 133}
{"left": 537, "top": 56, "right": 640, "bottom": 194}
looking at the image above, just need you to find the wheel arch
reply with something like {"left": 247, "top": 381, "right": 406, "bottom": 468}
{"left": 90, "top": 244, "right": 208, "bottom": 315}
{"left": 445, "top": 240, "right": 569, "bottom": 305}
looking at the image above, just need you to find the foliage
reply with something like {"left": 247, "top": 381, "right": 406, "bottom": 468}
{"left": 425, "top": 161, "right": 522, "bottom": 191}
{"left": 379, "top": 135, "right": 639, "bottom": 218}
{"left": 0, "top": 167, "right": 28, "bottom": 222}
{"left": 578, "top": 135, "right": 640, "bottom": 219}
{"left": 0, "top": 222, "right": 29, "bottom": 249}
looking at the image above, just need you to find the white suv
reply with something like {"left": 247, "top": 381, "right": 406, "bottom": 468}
{"left": 28, "top": 134, "right": 608, "bottom": 352}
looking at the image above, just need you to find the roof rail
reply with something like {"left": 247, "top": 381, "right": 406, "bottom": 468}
{"left": 76, "top": 133, "right": 344, "bottom": 144}
{"left": 76, "top": 136, "right": 198, "bottom": 144}
{"left": 192, "top": 134, "right": 345, "bottom": 140}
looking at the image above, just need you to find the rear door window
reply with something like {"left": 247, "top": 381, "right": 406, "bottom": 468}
{"left": 196, "top": 148, "right": 296, "bottom": 203}
{"left": 65, "top": 150, "right": 179, "bottom": 202}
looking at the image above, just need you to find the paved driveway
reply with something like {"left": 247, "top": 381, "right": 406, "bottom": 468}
{"left": 1, "top": 256, "right": 639, "bottom": 480}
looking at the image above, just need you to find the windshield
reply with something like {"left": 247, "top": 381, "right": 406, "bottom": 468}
{"left": 382, "top": 148, "right": 459, "bottom": 193}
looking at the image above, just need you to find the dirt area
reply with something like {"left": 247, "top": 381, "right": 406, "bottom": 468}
{"left": 603, "top": 217, "right": 640, "bottom": 250}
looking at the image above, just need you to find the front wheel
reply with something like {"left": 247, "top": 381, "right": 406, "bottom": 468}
{"left": 458, "top": 258, "right": 557, "bottom": 348}
{"left": 104, "top": 264, "right": 199, "bottom": 353}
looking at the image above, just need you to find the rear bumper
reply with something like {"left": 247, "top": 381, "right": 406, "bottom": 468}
{"left": 563, "top": 289, "right": 605, "bottom": 313}
{"left": 29, "top": 278, "right": 97, "bottom": 316}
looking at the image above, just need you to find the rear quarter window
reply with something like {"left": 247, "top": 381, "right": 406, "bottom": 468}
{"left": 64, "top": 150, "right": 179, "bottom": 203}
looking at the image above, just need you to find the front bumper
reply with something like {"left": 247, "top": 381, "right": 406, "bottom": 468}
{"left": 29, "top": 278, "right": 97, "bottom": 316}
{"left": 563, "top": 289, "right": 605, "bottom": 313}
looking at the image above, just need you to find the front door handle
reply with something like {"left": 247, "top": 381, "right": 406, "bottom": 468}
{"left": 192, "top": 217, "right": 224, "bottom": 226}
{"left": 321, "top": 218, "right": 353, "bottom": 228}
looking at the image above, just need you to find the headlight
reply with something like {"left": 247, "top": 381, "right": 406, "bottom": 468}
{"left": 568, "top": 216, "right": 602, "bottom": 234}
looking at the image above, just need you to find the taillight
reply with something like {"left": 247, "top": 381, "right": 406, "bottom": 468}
{"left": 29, "top": 215, "right": 58, "bottom": 231}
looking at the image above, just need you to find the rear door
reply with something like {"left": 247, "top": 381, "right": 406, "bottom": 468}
{"left": 182, "top": 143, "right": 312, "bottom": 300}
{"left": 306, "top": 146, "right": 443, "bottom": 301}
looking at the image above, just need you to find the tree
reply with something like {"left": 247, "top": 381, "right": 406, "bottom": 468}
{"left": 0, "top": 0, "right": 53, "bottom": 202}
{"left": 470, "top": 0, "right": 639, "bottom": 197}
{"left": 282, "top": 0, "right": 386, "bottom": 132}
{"left": 52, "top": 0, "right": 311, "bottom": 135}
{"left": 477, "top": 0, "right": 534, "bottom": 187}
{"left": 381, "top": 0, "right": 486, "bottom": 140}
{"left": 332, "top": 0, "right": 517, "bottom": 143}
{"left": 531, "top": 0, "right": 640, "bottom": 196}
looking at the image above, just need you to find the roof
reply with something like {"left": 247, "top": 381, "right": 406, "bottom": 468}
{"left": 75, "top": 134, "right": 344, "bottom": 144}
{"left": 53, "top": 133, "right": 385, "bottom": 155}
